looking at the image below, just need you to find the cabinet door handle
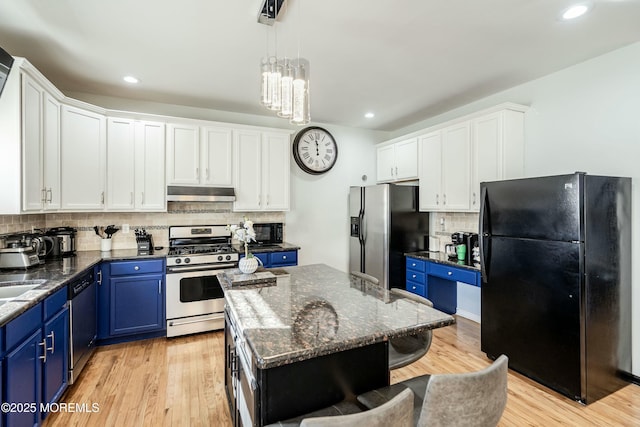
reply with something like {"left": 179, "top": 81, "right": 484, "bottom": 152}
{"left": 390, "top": 167, "right": 394, "bottom": 176}
{"left": 266, "top": 194, "right": 270, "bottom": 206}
{"left": 473, "top": 192, "right": 477, "bottom": 205}
{"left": 134, "top": 266, "right": 140, "bottom": 271}
{"left": 436, "top": 194, "right": 439, "bottom": 205}
{"left": 141, "top": 192, "right": 145, "bottom": 204}
{"left": 411, "top": 263, "right": 416, "bottom": 267}
{"left": 443, "top": 194, "right": 447, "bottom": 205}
{"left": 395, "top": 166, "right": 398, "bottom": 176}
{"left": 412, "top": 274, "right": 417, "bottom": 279}
{"left": 97, "top": 270, "right": 102, "bottom": 285}
{"left": 412, "top": 285, "right": 416, "bottom": 290}
{"left": 158, "top": 279, "right": 162, "bottom": 294}
{"left": 47, "top": 188, "right": 53, "bottom": 203}
{"left": 39, "top": 339, "right": 47, "bottom": 362}
{"left": 101, "top": 191, "right": 105, "bottom": 204}
{"left": 47, "top": 331, "right": 55, "bottom": 354}
{"left": 258, "top": 195, "right": 261, "bottom": 207}
{"left": 41, "top": 188, "right": 47, "bottom": 204}
{"left": 205, "top": 168, "right": 210, "bottom": 180}
{"left": 196, "top": 167, "right": 199, "bottom": 179}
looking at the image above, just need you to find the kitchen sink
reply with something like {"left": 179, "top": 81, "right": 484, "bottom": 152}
{"left": 0, "top": 279, "right": 47, "bottom": 299}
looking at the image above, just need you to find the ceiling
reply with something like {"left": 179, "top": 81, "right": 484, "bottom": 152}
{"left": 1, "top": 0, "right": 639, "bottom": 132}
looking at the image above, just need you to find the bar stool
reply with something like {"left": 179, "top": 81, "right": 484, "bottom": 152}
{"left": 350, "top": 272, "right": 434, "bottom": 370}
{"left": 357, "top": 355, "right": 509, "bottom": 427}
{"left": 267, "top": 388, "right": 414, "bottom": 427}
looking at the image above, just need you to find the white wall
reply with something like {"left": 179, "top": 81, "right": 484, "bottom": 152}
{"left": 394, "top": 41, "right": 640, "bottom": 376}
{"left": 285, "top": 125, "right": 381, "bottom": 270}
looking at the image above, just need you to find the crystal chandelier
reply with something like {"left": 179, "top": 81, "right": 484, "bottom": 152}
{"left": 258, "top": 0, "right": 310, "bottom": 125}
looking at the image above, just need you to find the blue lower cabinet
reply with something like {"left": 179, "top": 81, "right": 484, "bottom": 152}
{"left": 5, "top": 328, "right": 42, "bottom": 427}
{"left": 110, "top": 274, "right": 165, "bottom": 336}
{"left": 242, "top": 250, "right": 298, "bottom": 268}
{"left": 405, "top": 257, "right": 480, "bottom": 315}
{"left": 406, "top": 257, "right": 427, "bottom": 298}
{"left": 42, "top": 307, "right": 69, "bottom": 420}
{"left": 99, "top": 259, "right": 166, "bottom": 341}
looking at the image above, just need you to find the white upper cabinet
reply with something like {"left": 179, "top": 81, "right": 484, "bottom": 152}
{"left": 22, "top": 73, "right": 60, "bottom": 211}
{"left": 60, "top": 105, "right": 106, "bottom": 210}
{"left": 135, "top": 121, "right": 166, "bottom": 211}
{"left": 417, "top": 104, "right": 526, "bottom": 213}
{"left": 166, "top": 124, "right": 233, "bottom": 187}
{"left": 441, "top": 122, "right": 471, "bottom": 210}
{"left": 107, "top": 118, "right": 166, "bottom": 211}
{"left": 470, "top": 110, "right": 524, "bottom": 211}
{"left": 233, "top": 130, "right": 290, "bottom": 211}
{"left": 418, "top": 123, "right": 471, "bottom": 212}
{"left": 166, "top": 123, "right": 200, "bottom": 185}
{"left": 106, "top": 117, "right": 136, "bottom": 210}
{"left": 418, "top": 131, "right": 443, "bottom": 211}
{"left": 376, "top": 138, "right": 418, "bottom": 183}
{"left": 201, "top": 126, "right": 233, "bottom": 186}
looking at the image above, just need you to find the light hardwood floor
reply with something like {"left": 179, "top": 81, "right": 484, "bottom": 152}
{"left": 43, "top": 317, "right": 640, "bottom": 426}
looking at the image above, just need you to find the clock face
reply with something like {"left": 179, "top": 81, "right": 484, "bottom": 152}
{"left": 293, "top": 127, "right": 338, "bottom": 175}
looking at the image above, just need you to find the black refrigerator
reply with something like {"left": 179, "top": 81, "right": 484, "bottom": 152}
{"left": 479, "top": 172, "right": 631, "bottom": 404}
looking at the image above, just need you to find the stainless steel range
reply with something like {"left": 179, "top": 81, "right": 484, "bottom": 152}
{"left": 166, "top": 225, "right": 238, "bottom": 337}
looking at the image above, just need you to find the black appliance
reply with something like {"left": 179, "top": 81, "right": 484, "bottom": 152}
{"left": 0, "top": 46, "right": 14, "bottom": 98}
{"left": 479, "top": 172, "right": 631, "bottom": 404}
{"left": 250, "top": 223, "right": 283, "bottom": 246}
{"left": 68, "top": 269, "right": 97, "bottom": 384}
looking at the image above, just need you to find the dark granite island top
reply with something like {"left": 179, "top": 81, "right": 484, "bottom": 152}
{"left": 222, "top": 263, "right": 455, "bottom": 370}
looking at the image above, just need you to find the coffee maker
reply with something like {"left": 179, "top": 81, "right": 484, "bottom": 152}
{"left": 450, "top": 232, "right": 479, "bottom": 265}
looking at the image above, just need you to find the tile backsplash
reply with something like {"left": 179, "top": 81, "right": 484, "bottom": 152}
{"left": 1, "top": 203, "right": 285, "bottom": 251}
{"left": 429, "top": 212, "right": 480, "bottom": 252}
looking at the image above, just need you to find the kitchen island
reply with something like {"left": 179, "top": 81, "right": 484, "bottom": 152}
{"left": 220, "top": 264, "right": 455, "bottom": 426}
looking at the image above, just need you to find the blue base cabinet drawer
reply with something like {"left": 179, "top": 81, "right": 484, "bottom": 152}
{"left": 242, "top": 250, "right": 298, "bottom": 268}
{"left": 270, "top": 251, "right": 297, "bottom": 267}
{"left": 428, "top": 262, "right": 479, "bottom": 286}
{"left": 406, "top": 258, "right": 426, "bottom": 273}
{"left": 406, "top": 281, "right": 426, "bottom": 297}
{"left": 110, "top": 259, "right": 164, "bottom": 276}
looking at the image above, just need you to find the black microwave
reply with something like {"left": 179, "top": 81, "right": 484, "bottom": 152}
{"left": 252, "top": 223, "right": 283, "bottom": 245}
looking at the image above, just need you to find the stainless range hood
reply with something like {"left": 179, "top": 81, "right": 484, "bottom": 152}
{"left": 167, "top": 186, "right": 236, "bottom": 202}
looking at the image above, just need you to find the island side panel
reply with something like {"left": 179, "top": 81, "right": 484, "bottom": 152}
{"left": 258, "top": 341, "right": 389, "bottom": 425}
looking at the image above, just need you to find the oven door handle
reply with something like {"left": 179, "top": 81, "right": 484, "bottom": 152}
{"left": 167, "top": 263, "right": 237, "bottom": 273}
{"left": 169, "top": 314, "right": 224, "bottom": 327}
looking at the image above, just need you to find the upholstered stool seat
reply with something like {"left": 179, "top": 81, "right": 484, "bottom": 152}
{"left": 358, "top": 355, "right": 509, "bottom": 427}
{"left": 267, "top": 389, "right": 414, "bottom": 427}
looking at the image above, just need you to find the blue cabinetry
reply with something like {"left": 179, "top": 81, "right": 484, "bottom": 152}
{"left": 3, "top": 286, "right": 69, "bottom": 426}
{"left": 405, "top": 256, "right": 480, "bottom": 315}
{"left": 241, "top": 250, "right": 298, "bottom": 268}
{"left": 98, "top": 258, "right": 166, "bottom": 341}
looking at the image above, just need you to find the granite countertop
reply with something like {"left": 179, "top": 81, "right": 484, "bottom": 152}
{"left": 231, "top": 242, "right": 301, "bottom": 254}
{"left": 222, "top": 264, "right": 455, "bottom": 369}
{"left": 0, "top": 248, "right": 168, "bottom": 327}
{"left": 406, "top": 251, "right": 481, "bottom": 271}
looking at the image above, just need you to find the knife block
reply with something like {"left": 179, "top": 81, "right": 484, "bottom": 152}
{"left": 136, "top": 234, "right": 154, "bottom": 254}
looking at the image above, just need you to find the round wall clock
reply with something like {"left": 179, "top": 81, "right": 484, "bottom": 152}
{"left": 292, "top": 126, "right": 338, "bottom": 175}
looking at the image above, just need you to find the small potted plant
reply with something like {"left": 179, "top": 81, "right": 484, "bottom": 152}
{"left": 228, "top": 218, "right": 261, "bottom": 274}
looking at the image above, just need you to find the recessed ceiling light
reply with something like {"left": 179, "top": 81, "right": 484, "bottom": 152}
{"left": 562, "top": 4, "right": 589, "bottom": 20}
{"left": 123, "top": 75, "right": 139, "bottom": 84}
{"left": 364, "top": 112, "right": 375, "bottom": 119}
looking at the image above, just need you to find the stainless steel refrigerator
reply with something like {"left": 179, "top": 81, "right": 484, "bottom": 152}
{"left": 349, "top": 184, "right": 429, "bottom": 289}
{"left": 479, "top": 172, "right": 631, "bottom": 404}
